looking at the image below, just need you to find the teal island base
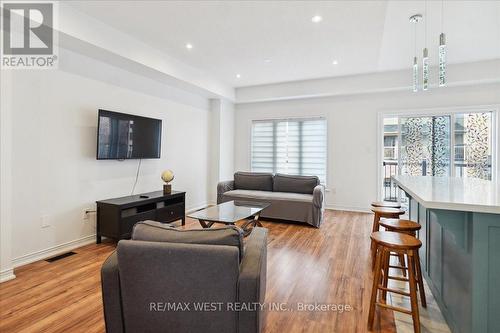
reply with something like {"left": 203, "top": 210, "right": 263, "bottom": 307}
{"left": 406, "top": 196, "right": 500, "bottom": 333}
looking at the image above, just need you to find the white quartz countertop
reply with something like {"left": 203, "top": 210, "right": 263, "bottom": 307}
{"left": 392, "top": 175, "right": 500, "bottom": 214}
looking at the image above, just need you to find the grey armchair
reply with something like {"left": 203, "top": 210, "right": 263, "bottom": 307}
{"left": 101, "top": 221, "right": 268, "bottom": 333}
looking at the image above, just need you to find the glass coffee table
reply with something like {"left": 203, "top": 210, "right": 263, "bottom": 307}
{"left": 188, "top": 200, "right": 270, "bottom": 236}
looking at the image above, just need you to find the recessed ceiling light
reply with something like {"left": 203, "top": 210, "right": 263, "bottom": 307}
{"left": 332, "top": 60, "right": 339, "bottom": 65}
{"left": 311, "top": 15, "right": 323, "bottom": 23}
{"left": 185, "top": 43, "right": 193, "bottom": 49}
{"left": 264, "top": 59, "right": 272, "bottom": 63}
{"left": 236, "top": 74, "right": 241, "bottom": 78}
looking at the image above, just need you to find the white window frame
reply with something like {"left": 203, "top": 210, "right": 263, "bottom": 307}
{"left": 377, "top": 105, "right": 499, "bottom": 201}
{"left": 248, "top": 116, "right": 328, "bottom": 185}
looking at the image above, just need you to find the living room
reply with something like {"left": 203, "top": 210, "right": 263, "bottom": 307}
{"left": 0, "top": 1, "right": 499, "bottom": 333}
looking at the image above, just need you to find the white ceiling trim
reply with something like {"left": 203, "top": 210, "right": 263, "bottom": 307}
{"left": 235, "top": 59, "right": 500, "bottom": 104}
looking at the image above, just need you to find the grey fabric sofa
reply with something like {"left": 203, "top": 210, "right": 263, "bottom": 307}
{"left": 101, "top": 221, "right": 268, "bottom": 333}
{"left": 218, "top": 172, "right": 325, "bottom": 227}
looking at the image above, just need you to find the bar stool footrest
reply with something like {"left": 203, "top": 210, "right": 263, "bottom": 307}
{"left": 376, "top": 302, "right": 413, "bottom": 315}
{"left": 389, "top": 264, "right": 407, "bottom": 270}
{"left": 377, "top": 285, "right": 411, "bottom": 297}
{"left": 388, "top": 275, "right": 410, "bottom": 282}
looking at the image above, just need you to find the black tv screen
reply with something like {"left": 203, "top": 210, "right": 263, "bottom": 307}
{"left": 96, "top": 110, "right": 162, "bottom": 160}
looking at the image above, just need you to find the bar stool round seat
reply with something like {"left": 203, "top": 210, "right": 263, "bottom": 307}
{"left": 370, "top": 231, "right": 421, "bottom": 249}
{"left": 379, "top": 219, "right": 421, "bottom": 233}
{"left": 371, "top": 201, "right": 402, "bottom": 209}
{"left": 371, "top": 206, "right": 405, "bottom": 216}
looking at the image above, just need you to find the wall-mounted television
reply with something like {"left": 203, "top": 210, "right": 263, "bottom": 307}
{"left": 96, "top": 110, "right": 162, "bottom": 160}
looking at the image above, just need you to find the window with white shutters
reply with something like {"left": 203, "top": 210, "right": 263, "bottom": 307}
{"left": 251, "top": 118, "right": 327, "bottom": 184}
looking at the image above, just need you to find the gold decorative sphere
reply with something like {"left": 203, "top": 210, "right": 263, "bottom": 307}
{"left": 161, "top": 170, "right": 174, "bottom": 183}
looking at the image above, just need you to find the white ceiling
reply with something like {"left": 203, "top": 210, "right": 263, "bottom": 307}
{"left": 69, "top": 1, "right": 500, "bottom": 88}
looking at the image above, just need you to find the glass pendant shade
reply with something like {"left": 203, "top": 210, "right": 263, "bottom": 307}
{"left": 413, "top": 57, "right": 418, "bottom": 92}
{"left": 439, "top": 33, "right": 446, "bottom": 86}
{"left": 409, "top": 14, "right": 422, "bottom": 92}
{"left": 422, "top": 48, "right": 429, "bottom": 91}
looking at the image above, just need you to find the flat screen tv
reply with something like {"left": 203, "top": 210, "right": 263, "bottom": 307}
{"left": 96, "top": 110, "right": 162, "bottom": 160}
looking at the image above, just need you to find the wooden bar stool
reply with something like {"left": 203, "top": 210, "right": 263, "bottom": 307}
{"left": 370, "top": 207, "right": 405, "bottom": 266}
{"left": 368, "top": 231, "right": 426, "bottom": 333}
{"left": 371, "top": 207, "right": 406, "bottom": 234}
{"left": 378, "top": 218, "right": 422, "bottom": 280}
{"left": 371, "top": 201, "right": 402, "bottom": 209}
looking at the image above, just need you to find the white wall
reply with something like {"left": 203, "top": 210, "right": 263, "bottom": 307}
{"left": 208, "top": 99, "right": 222, "bottom": 203}
{"left": 208, "top": 99, "right": 235, "bottom": 203}
{"left": 7, "top": 48, "right": 213, "bottom": 264}
{"left": 219, "top": 100, "right": 235, "bottom": 181}
{"left": 0, "top": 70, "right": 15, "bottom": 282}
{"left": 234, "top": 83, "right": 500, "bottom": 211}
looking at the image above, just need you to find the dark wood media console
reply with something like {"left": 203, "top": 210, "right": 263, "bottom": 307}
{"left": 96, "top": 190, "right": 186, "bottom": 243}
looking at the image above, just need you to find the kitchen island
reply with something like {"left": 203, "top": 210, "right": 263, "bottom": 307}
{"left": 392, "top": 175, "right": 500, "bottom": 333}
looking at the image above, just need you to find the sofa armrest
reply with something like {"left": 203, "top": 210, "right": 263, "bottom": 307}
{"left": 217, "top": 180, "right": 235, "bottom": 204}
{"left": 101, "top": 251, "right": 124, "bottom": 333}
{"left": 238, "top": 227, "right": 268, "bottom": 333}
{"left": 313, "top": 185, "right": 325, "bottom": 208}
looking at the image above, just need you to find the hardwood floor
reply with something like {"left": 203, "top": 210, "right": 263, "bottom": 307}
{"left": 0, "top": 210, "right": 395, "bottom": 333}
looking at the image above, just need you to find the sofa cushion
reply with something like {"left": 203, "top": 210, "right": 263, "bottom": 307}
{"left": 273, "top": 174, "right": 319, "bottom": 194}
{"left": 223, "top": 189, "right": 313, "bottom": 203}
{"left": 234, "top": 172, "right": 273, "bottom": 191}
{"left": 131, "top": 220, "right": 244, "bottom": 260}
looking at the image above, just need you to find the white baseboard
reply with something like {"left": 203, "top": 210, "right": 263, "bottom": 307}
{"left": 325, "top": 205, "right": 371, "bottom": 214}
{"left": 9, "top": 201, "right": 215, "bottom": 270}
{"left": 12, "top": 234, "right": 96, "bottom": 268}
{"left": 0, "top": 268, "right": 16, "bottom": 283}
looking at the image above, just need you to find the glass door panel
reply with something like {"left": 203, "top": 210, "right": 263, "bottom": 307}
{"left": 399, "top": 116, "right": 451, "bottom": 177}
{"left": 431, "top": 116, "right": 452, "bottom": 176}
{"left": 454, "top": 112, "right": 492, "bottom": 180}
{"left": 383, "top": 118, "right": 399, "bottom": 201}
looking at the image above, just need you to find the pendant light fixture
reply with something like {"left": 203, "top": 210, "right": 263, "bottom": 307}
{"left": 422, "top": 0, "right": 429, "bottom": 91}
{"left": 409, "top": 14, "right": 422, "bottom": 92}
{"left": 439, "top": 0, "right": 446, "bottom": 86}
{"left": 408, "top": 2, "right": 448, "bottom": 92}
{"left": 423, "top": 48, "right": 429, "bottom": 90}
{"left": 413, "top": 57, "right": 418, "bottom": 92}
